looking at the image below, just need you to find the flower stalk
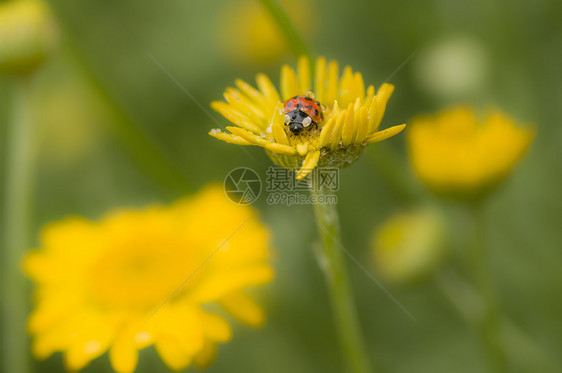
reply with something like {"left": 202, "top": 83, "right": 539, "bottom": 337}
{"left": 311, "top": 171, "right": 372, "bottom": 373}
{"left": 3, "top": 78, "right": 33, "bottom": 373}
{"left": 468, "top": 203, "right": 507, "bottom": 372}
{"left": 257, "top": 0, "right": 312, "bottom": 60}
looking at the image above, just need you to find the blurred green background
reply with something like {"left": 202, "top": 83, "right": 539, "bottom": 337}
{"left": 1, "top": 0, "right": 561, "bottom": 372}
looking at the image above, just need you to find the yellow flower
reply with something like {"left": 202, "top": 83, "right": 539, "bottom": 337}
{"left": 407, "top": 105, "right": 534, "bottom": 199}
{"left": 0, "top": 0, "right": 58, "bottom": 75}
{"left": 209, "top": 56, "right": 406, "bottom": 180}
{"left": 217, "top": 0, "right": 314, "bottom": 66}
{"left": 23, "top": 185, "right": 274, "bottom": 373}
{"left": 371, "top": 208, "right": 445, "bottom": 283}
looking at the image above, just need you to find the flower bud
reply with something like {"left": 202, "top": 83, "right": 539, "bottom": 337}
{"left": 371, "top": 208, "right": 445, "bottom": 283}
{"left": 413, "top": 36, "right": 488, "bottom": 101}
{"left": 0, "top": 0, "right": 58, "bottom": 75}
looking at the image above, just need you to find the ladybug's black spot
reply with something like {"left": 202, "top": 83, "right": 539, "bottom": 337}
{"left": 306, "top": 105, "right": 313, "bottom": 110}
{"left": 312, "top": 109, "right": 318, "bottom": 116}
{"left": 304, "top": 96, "right": 313, "bottom": 101}
{"left": 315, "top": 101, "right": 321, "bottom": 106}
{"left": 296, "top": 103, "right": 302, "bottom": 109}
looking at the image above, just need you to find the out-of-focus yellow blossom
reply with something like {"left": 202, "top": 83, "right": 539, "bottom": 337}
{"left": 371, "top": 208, "right": 445, "bottom": 283}
{"left": 209, "top": 56, "right": 406, "bottom": 180}
{"left": 23, "top": 185, "right": 274, "bottom": 373}
{"left": 407, "top": 106, "right": 534, "bottom": 199}
{"left": 217, "top": 0, "right": 314, "bottom": 66}
{"left": 0, "top": 0, "right": 57, "bottom": 75}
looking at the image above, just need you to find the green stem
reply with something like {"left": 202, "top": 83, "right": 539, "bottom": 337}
{"left": 44, "top": 0, "right": 193, "bottom": 197}
{"left": 47, "top": 0, "right": 192, "bottom": 196}
{"left": 435, "top": 268, "right": 558, "bottom": 372}
{"left": 65, "top": 45, "right": 192, "bottom": 197}
{"left": 311, "top": 171, "right": 372, "bottom": 373}
{"left": 3, "top": 78, "right": 33, "bottom": 373}
{"left": 468, "top": 204, "right": 507, "bottom": 372}
{"left": 257, "top": 0, "right": 313, "bottom": 60}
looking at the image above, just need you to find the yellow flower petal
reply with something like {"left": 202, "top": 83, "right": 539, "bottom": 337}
{"left": 31, "top": 313, "right": 80, "bottom": 359}
{"left": 296, "top": 150, "right": 321, "bottom": 180}
{"left": 150, "top": 308, "right": 204, "bottom": 371}
{"left": 341, "top": 102, "right": 357, "bottom": 147}
{"left": 314, "top": 56, "right": 327, "bottom": 102}
{"left": 220, "top": 292, "right": 266, "bottom": 328}
{"left": 265, "top": 142, "right": 298, "bottom": 155}
{"left": 318, "top": 114, "right": 337, "bottom": 148}
{"left": 354, "top": 106, "right": 370, "bottom": 144}
{"left": 154, "top": 340, "right": 193, "bottom": 371}
{"left": 370, "top": 83, "right": 395, "bottom": 133}
{"left": 339, "top": 66, "right": 355, "bottom": 107}
{"left": 296, "top": 142, "right": 309, "bottom": 156}
{"left": 270, "top": 101, "right": 290, "bottom": 145}
{"left": 109, "top": 330, "right": 138, "bottom": 373}
{"left": 330, "top": 105, "right": 346, "bottom": 149}
{"left": 235, "top": 78, "right": 268, "bottom": 107}
{"left": 211, "top": 101, "right": 262, "bottom": 134}
{"left": 325, "top": 59, "right": 339, "bottom": 103}
{"left": 224, "top": 88, "right": 267, "bottom": 124}
{"left": 193, "top": 341, "right": 217, "bottom": 370}
{"left": 27, "top": 298, "right": 77, "bottom": 334}
{"left": 297, "top": 56, "right": 311, "bottom": 93}
{"left": 226, "top": 126, "right": 271, "bottom": 146}
{"left": 256, "top": 73, "right": 281, "bottom": 105}
{"left": 280, "top": 64, "right": 298, "bottom": 100}
{"left": 354, "top": 72, "right": 365, "bottom": 101}
{"left": 63, "top": 311, "right": 116, "bottom": 371}
{"left": 188, "top": 266, "right": 274, "bottom": 303}
{"left": 365, "top": 124, "right": 407, "bottom": 144}
{"left": 200, "top": 311, "right": 232, "bottom": 342}
{"left": 149, "top": 306, "right": 204, "bottom": 353}
{"left": 209, "top": 129, "right": 252, "bottom": 146}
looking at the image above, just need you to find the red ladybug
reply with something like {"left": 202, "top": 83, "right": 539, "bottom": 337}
{"left": 283, "top": 95, "right": 323, "bottom": 135}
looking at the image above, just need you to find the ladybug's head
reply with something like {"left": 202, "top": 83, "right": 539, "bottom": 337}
{"left": 284, "top": 110, "right": 313, "bottom": 135}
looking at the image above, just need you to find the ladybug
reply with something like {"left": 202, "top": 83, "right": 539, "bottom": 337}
{"left": 283, "top": 95, "right": 323, "bottom": 135}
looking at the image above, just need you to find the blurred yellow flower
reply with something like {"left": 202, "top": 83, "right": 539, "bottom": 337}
{"left": 407, "top": 105, "right": 534, "bottom": 199}
{"left": 210, "top": 56, "right": 406, "bottom": 180}
{"left": 371, "top": 208, "right": 445, "bottom": 283}
{"left": 0, "top": 0, "right": 57, "bottom": 75}
{"left": 23, "top": 185, "right": 274, "bottom": 373}
{"left": 217, "top": 0, "right": 314, "bottom": 66}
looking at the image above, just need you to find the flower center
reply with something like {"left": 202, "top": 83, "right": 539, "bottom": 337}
{"left": 87, "top": 237, "right": 198, "bottom": 310}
